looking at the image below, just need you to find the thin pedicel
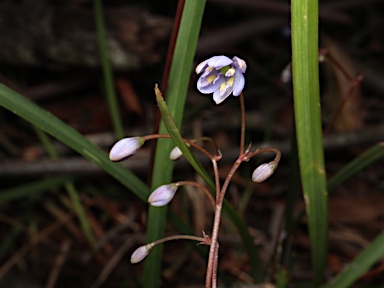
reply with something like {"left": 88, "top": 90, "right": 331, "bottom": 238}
{"left": 109, "top": 56, "right": 281, "bottom": 288}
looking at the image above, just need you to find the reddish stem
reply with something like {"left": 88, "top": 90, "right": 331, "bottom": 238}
{"left": 148, "top": 0, "right": 186, "bottom": 183}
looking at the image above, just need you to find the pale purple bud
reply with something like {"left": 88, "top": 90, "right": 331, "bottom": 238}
{"left": 252, "top": 161, "right": 278, "bottom": 183}
{"left": 169, "top": 143, "right": 190, "bottom": 161}
{"left": 109, "top": 137, "right": 144, "bottom": 161}
{"left": 281, "top": 63, "right": 292, "bottom": 83}
{"left": 148, "top": 183, "right": 178, "bottom": 207}
{"left": 281, "top": 69, "right": 291, "bottom": 83}
{"left": 130, "top": 243, "right": 155, "bottom": 264}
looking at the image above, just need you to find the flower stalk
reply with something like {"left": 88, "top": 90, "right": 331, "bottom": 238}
{"left": 111, "top": 56, "right": 281, "bottom": 288}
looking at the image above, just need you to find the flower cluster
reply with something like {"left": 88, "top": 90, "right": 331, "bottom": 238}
{"left": 196, "top": 55, "right": 246, "bottom": 104}
{"left": 107, "top": 55, "right": 281, "bottom": 288}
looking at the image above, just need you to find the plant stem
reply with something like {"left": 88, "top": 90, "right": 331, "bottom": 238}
{"left": 152, "top": 234, "right": 209, "bottom": 246}
{"left": 143, "top": 134, "right": 217, "bottom": 161}
{"left": 205, "top": 147, "right": 281, "bottom": 287}
{"left": 205, "top": 156, "right": 243, "bottom": 287}
{"left": 239, "top": 93, "right": 246, "bottom": 156}
{"left": 176, "top": 181, "right": 216, "bottom": 210}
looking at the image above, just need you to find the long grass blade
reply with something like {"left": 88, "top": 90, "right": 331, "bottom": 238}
{"left": 143, "top": 1, "right": 206, "bottom": 286}
{"left": 35, "top": 126, "right": 96, "bottom": 246}
{"left": 0, "top": 176, "right": 72, "bottom": 204}
{"left": 323, "top": 230, "right": 384, "bottom": 288}
{"left": 328, "top": 143, "right": 384, "bottom": 191}
{"left": 291, "top": 0, "right": 328, "bottom": 285}
{"left": 94, "top": 0, "right": 124, "bottom": 138}
{"left": 0, "top": 83, "right": 149, "bottom": 200}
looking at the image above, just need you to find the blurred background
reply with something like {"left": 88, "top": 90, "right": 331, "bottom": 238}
{"left": 0, "top": 0, "right": 384, "bottom": 287}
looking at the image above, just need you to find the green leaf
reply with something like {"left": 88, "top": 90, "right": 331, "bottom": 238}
{"left": 328, "top": 143, "right": 384, "bottom": 191}
{"left": 0, "top": 83, "right": 149, "bottom": 200}
{"left": 323, "top": 230, "right": 384, "bottom": 288}
{"left": 291, "top": 0, "right": 328, "bottom": 285}
{"left": 94, "top": 0, "right": 124, "bottom": 138}
{"left": 0, "top": 176, "right": 72, "bottom": 204}
{"left": 143, "top": 1, "right": 206, "bottom": 286}
{"left": 155, "top": 85, "right": 213, "bottom": 186}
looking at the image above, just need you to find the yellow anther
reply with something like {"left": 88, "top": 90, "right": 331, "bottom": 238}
{"left": 206, "top": 75, "right": 217, "bottom": 84}
{"left": 225, "top": 68, "right": 235, "bottom": 77}
{"left": 227, "top": 77, "right": 234, "bottom": 87}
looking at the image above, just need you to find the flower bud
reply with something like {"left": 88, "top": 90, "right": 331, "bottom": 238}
{"left": 109, "top": 137, "right": 144, "bottom": 161}
{"left": 130, "top": 243, "right": 155, "bottom": 264}
{"left": 281, "top": 68, "right": 291, "bottom": 83}
{"left": 148, "top": 183, "right": 178, "bottom": 207}
{"left": 169, "top": 143, "right": 191, "bottom": 161}
{"left": 281, "top": 63, "right": 292, "bottom": 83}
{"left": 252, "top": 161, "right": 278, "bottom": 183}
{"left": 169, "top": 146, "right": 183, "bottom": 161}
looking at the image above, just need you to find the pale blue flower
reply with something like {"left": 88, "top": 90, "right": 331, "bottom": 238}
{"left": 196, "top": 55, "right": 247, "bottom": 104}
{"left": 148, "top": 184, "right": 178, "bottom": 207}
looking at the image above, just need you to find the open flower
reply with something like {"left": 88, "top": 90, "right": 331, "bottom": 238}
{"left": 196, "top": 55, "right": 247, "bottom": 104}
{"left": 148, "top": 183, "right": 179, "bottom": 207}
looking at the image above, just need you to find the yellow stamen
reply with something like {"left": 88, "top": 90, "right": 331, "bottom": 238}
{"left": 206, "top": 75, "right": 217, "bottom": 84}
{"left": 226, "top": 68, "right": 235, "bottom": 77}
{"left": 227, "top": 77, "right": 234, "bottom": 87}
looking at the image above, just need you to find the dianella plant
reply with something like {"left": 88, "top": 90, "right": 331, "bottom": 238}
{"left": 109, "top": 55, "right": 281, "bottom": 287}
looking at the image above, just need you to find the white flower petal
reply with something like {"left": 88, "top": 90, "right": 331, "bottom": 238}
{"left": 197, "top": 75, "right": 224, "bottom": 94}
{"left": 207, "top": 55, "right": 232, "bottom": 69}
{"left": 232, "top": 56, "right": 247, "bottom": 73}
{"left": 232, "top": 69, "right": 245, "bottom": 96}
{"left": 213, "top": 85, "right": 233, "bottom": 104}
{"left": 195, "top": 59, "right": 208, "bottom": 74}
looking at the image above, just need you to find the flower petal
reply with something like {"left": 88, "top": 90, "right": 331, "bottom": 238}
{"left": 197, "top": 74, "right": 224, "bottom": 94}
{"left": 213, "top": 83, "right": 233, "bottom": 104}
{"left": 195, "top": 59, "right": 208, "bottom": 74}
{"left": 232, "top": 56, "right": 247, "bottom": 73}
{"left": 207, "top": 55, "right": 232, "bottom": 69}
{"left": 232, "top": 69, "right": 245, "bottom": 96}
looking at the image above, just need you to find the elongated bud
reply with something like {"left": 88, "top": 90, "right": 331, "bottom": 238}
{"left": 252, "top": 161, "right": 278, "bottom": 183}
{"left": 281, "top": 63, "right": 292, "bottom": 83}
{"left": 130, "top": 243, "right": 155, "bottom": 264}
{"left": 148, "top": 183, "right": 178, "bottom": 207}
{"left": 109, "top": 137, "right": 145, "bottom": 161}
{"left": 169, "top": 143, "right": 191, "bottom": 160}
